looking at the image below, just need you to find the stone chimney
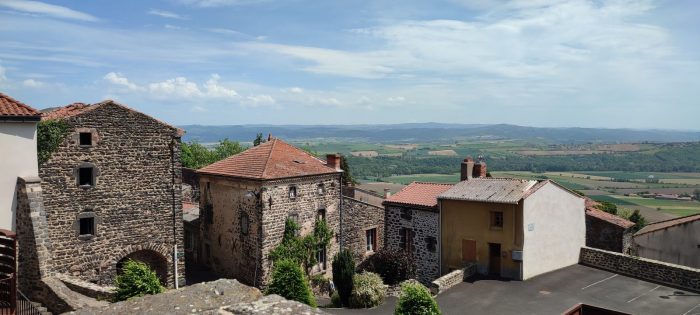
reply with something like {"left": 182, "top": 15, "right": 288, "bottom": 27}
{"left": 460, "top": 156, "right": 475, "bottom": 181}
{"left": 384, "top": 188, "right": 391, "bottom": 199}
{"left": 473, "top": 156, "right": 487, "bottom": 178}
{"left": 267, "top": 133, "right": 273, "bottom": 141}
{"left": 326, "top": 154, "right": 341, "bottom": 171}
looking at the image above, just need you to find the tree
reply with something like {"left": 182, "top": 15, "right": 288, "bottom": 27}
{"left": 628, "top": 210, "right": 647, "bottom": 233}
{"left": 332, "top": 249, "right": 355, "bottom": 307}
{"left": 253, "top": 133, "right": 266, "bottom": 146}
{"left": 181, "top": 139, "right": 245, "bottom": 169}
{"left": 595, "top": 201, "right": 618, "bottom": 215}
{"left": 214, "top": 138, "right": 244, "bottom": 159}
{"left": 265, "top": 259, "right": 316, "bottom": 307}
{"left": 394, "top": 281, "right": 441, "bottom": 315}
{"left": 693, "top": 189, "right": 700, "bottom": 201}
{"left": 114, "top": 259, "right": 165, "bottom": 301}
{"left": 339, "top": 154, "right": 357, "bottom": 185}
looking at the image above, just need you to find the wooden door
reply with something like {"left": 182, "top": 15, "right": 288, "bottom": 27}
{"left": 462, "top": 239, "right": 476, "bottom": 262}
{"left": 488, "top": 243, "right": 501, "bottom": 276}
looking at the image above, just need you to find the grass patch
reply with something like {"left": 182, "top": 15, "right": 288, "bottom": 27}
{"left": 588, "top": 195, "right": 638, "bottom": 206}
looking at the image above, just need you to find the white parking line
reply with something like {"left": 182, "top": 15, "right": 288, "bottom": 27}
{"left": 683, "top": 303, "right": 700, "bottom": 315}
{"left": 626, "top": 285, "right": 660, "bottom": 303}
{"left": 581, "top": 274, "right": 618, "bottom": 290}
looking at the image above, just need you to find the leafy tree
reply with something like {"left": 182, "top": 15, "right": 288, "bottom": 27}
{"left": 349, "top": 272, "right": 385, "bottom": 308}
{"left": 214, "top": 138, "right": 244, "bottom": 159}
{"left": 693, "top": 189, "right": 700, "bottom": 201}
{"left": 114, "top": 259, "right": 165, "bottom": 301}
{"left": 37, "top": 120, "right": 71, "bottom": 166}
{"left": 358, "top": 248, "right": 416, "bottom": 285}
{"left": 253, "top": 133, "right": 266, "bottom": 146}
{"left": 181, "top": 139, "right": 245, "bottom": 169}
{"left": 339, "top": 154, "right": 357, "bottom": 185}
{"left": 332, "top": 249, "right": 355, "bottom": 307}
{"left": 269, "top": 219, "right": 333, "bottom": 275}
{"left": 627, "top": 210, "right": 647, "bottom": 233}
{"left": 265, "top": 259, "right": 316, "bottom": 307}
{"left": 395, "top": 281, "right": 441, "bottom": 315}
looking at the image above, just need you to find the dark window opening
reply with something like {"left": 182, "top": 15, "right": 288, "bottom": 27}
{"left": 491, "top": 211, "right": 504, "bottom": 229}
{"left": 79, "top": 167, "right": 94, "bottom": 186}
{"left": 426, "top": 236, "right": 437, "bottom": 253}
{"left": 316, "top": 245, "right": 327, "bottom": 270}
{"left": 241, "top": 213, "right": 249, "bottom": 235}
{"left": 79, "top": 217, "right": 94, "bottom": 236}
{"left": 289, "top": 186, "right": 297, "bottom": 199}
{"left": 399, "top": 228, "right": 414, "bottom": 254}
{"left": 79, "top": 132, "right": 92, "bottom": 146}
{"left": 317, "top": 184, "right": 325, "bottom": 196}
{"left": 317, "top": 209, "right": 326, "bottom": 222}
{"left": 400, "top": 208, "right": 412, "bottom": 220}
{"left": 366, "top": 228, "right": 377, "bottom": 252}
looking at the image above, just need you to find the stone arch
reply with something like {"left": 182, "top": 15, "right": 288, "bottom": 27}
{"left": 116, "top": 250, "right": 168, "bottom": 285}
{"left": 101, "top": 242, "right": 172, "bottom": 286}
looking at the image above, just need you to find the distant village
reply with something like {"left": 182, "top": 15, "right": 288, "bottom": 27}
{"left": 1, "top": 93, "right": 698, "bottom": 314}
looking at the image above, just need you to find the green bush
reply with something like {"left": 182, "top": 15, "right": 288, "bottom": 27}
{"left": 332, "top": 248, "right": 355, "bottom": 307}
{"left": 265, "top": 259, "right": 316, "bottom": 307}
{"left": 37, "top": 120, "right": 70, "bottom": 166}
{"left": 330, "top": 291, "right": 342, "bottom": 308}
{"left": 114, "top": 259, "right": 165, "bottom": 301}
{"left": 395, "top": 281, "right": 441, "bottom": 315}
{"left": 349, "top": 272, "right": 385, "bottom": 308}
{"left": 358, "top": 249, "right": 416, "bottom": 285}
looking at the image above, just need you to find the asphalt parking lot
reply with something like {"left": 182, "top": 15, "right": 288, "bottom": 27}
{"left": 325, "top": 264, "right": 700, "bottom": 315}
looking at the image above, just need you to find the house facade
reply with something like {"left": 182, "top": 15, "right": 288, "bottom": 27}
{"left": 383, "top": 182, "right": 454, "bottom": 285}
{"left": 438, "top": 158, "right": 585, "bottom": 280}
{"left": 0, "top": 93, "right": 41, "bottom": 231}
{"left": 341, "top": 196, "right": 384, "bottom": 266}
{"left": 585, "top": 199, "right": 634, "bottom": 253}
{"left": 17, "top": 100, "right": 185, "bottom": 292}
{"left": 196, "top": 138, "right": 343, "bottom": 287}
{"left": 631, "top": 214, "right": 700, "bottom": 268}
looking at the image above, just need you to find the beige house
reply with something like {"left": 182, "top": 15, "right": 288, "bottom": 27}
{"left": 197, "top": 138, "right": 343, "bottom": 287}
{"left": 0, "top": 93, "right": 41, "bottom": 231}
{"left": 438, "top": 158, "right": 586, "bottom": 280}
{"left": 631, "top": 214, "right": 700, "bottom": 268}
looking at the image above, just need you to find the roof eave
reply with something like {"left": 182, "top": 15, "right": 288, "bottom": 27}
{"left": 437, "top": 196, "right": 520, "bottom": 205}
{"left": 0, "top": 116, "right": 41, "bottom": 122}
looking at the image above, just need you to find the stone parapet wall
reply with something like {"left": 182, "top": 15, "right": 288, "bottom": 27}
{"left": 55, "top": 273, "right": 115, "bottom": 300}
{"left": 580, "top": 247, "right": 700, "bottom": 292}
{"left": 341, "top": 196, "right": 384, "bottom": 265}
{"left": 430, "top": 263, "right": 476, "bottom": 295}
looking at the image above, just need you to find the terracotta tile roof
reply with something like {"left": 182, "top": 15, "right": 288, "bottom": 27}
{"left": 197, "top": 138, "right": 341, "bottom": 180}
{"left": 585, "top": 198, "right": 635, "bottom": 229}
{"left": 384, "top": 182, "right": 454, "bottom": 209}
{"left": 439, "top": 178, "right": 538, "bottom": 204}
{"left": 41, "top": 100, "right": 184, "bottom": 136}
{"left": 0, "top": 92, "right": 41, "bottom": 119}
{"left": 635, "top": 213, "right": 700, "bottom": 236}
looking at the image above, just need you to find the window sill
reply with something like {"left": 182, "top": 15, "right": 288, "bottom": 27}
{"left": 79, "top": 145, "right": 93, "bottom": 149}
{"left": 489, "top": 226, "right": 503, "bottom": 231}
{"left": 79, "top": 185, "right": 94, "bottom": 190}
{"left": 78, "top": 234, "right": 95, "bottom": 241}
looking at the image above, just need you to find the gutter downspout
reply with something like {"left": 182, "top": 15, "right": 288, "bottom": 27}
{"left": 170, "top": 139, "right": 179, "bottom": 289}
{"left": 339, "top": 172, "right": 344, "bottom": 249}
{"left": 438, "top": 199, "right": 442, "bottom": 276}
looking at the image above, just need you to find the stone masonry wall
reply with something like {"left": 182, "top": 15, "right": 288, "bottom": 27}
{"left": 385, "top": 204, "right": 440, "bottom": 285}
{"left": 430, "top": 262, "right": 476, "bottom": 295}
{"left": 260, "top": 174, "right": 342, "bottom": 287}
{"left": 580, "top": 247, "right": 700, "bottom": 292}
{"left": 585, "top": 215, "right": 630, "bottom": 253}
{"left": 341, "top": 196, "right": 384, "bottom": 265}
{"left": 38, "top": 103, "right": 184, "bottom": 287}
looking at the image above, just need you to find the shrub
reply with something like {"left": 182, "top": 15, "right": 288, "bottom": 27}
{"left": 332, "top": 248, "right": 355, "bottom": 307}
{"left": 330, "top": 291, "right": 342, "bottom": 308}
{"left": 358, "top": 249, "right": 416, "bottom": 285}
{"left": 265, "top": 259, "right": 316, "bottom": 307}
{"left": 349, "top": 272, "right": 385, "bottom": 308}
{"left": 114, "top": 259, "right": 165, "bottom": 301}
{"left": 394, "top": 281, "right": 441, "bottom": 315}
{"left": 37, "top": 120, "right": 70, "bottom": 166}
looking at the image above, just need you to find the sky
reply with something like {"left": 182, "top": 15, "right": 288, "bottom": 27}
{"left": 0, "top": 0, "right": 698, "bottom": 129}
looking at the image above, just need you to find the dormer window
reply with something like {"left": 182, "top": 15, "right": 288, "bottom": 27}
{"left": 289, "top": 186, "right": 297, "bottom": 200}
{"left": 79, "top": 132, "right": 92, "bottom": 146}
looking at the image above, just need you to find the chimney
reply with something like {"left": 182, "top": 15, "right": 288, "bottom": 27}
{"left": 267, "top": 133, "right": 273, "bottom": 141}
{"left": 326, "top": 154, "right": 341, "bottom": 171}
{"left": 474, "top": 156, "right": 487, "bottom": 178}
{"left": 384, "top": 188, "right": 391, "bottom": 199}
{"left": 460, "top": 156, "right": 475, "bottom": 181}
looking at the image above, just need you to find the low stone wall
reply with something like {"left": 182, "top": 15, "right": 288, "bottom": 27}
{"left": 580, "top": 247, "right": 700, "bottom": 293}
{"left": 55, "top": 273, "right": 115, "bottom": 300}
{"left": 430, "top": 263, "right": 477, "bottom": 295}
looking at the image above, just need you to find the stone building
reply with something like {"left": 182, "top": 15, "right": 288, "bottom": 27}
{"left": 196, "top": 138, "right": 343, "bottom": 287}
{"left": 16, "top": 100, "right": 185, "bottom": 297}
{"left": 341, "top": 196, "right": 384, "bottom": 266}
{"left": 383, "top": 182, "right": 454, "bottom": 285}
{"left": 0, "top": 93, "right": 41, "bottom": 231}
{"left": 585, "top": 199, "right": 634, "bottom": 253}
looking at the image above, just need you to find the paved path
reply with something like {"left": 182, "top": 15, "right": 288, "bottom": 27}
{"left": 325, "top": 264, "right": 700, "bottom": 315}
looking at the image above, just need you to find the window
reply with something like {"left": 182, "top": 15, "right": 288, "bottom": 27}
{"left": 366, "top": 228, "right": 377, "bottom": 252}
{"left": 78, "top": 166, "right": 94, "bottom": 187}
{"left": 316, "top": 245, "right": 327, "bottom": 270}
{"left": 400, "top": 208, "right": 412, "bottom": 220}
{"left": 399, "top": 228, "right": 413, "bottom": 253}
{"left": 79, "top": 217, "right": 94, "bottom": 236}
{"left": 289, "top": 186, "right": 297, "bottom": 199}
{"left": 240, "top": 213, "right": 249, "bottom": 235}
{"left": 79, "top": 132, "right": 92, "bottom": 146}
{"left": 317, "top": 184, "right": 325, "bottom": 196}
{"left": 317, "top": 209, "right": 326, "bottom": 222}
{"left": 425, "top": 236, "right": 437, "bottom": 253}
{"left": 490, "top": 211, "right": 504, "bottom": 229}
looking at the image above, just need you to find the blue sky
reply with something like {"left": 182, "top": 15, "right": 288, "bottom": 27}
{"left": 0, "top": 0, "right": 698, "bottom": 129}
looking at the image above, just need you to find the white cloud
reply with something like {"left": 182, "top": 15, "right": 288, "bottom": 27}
{"left": 204, "top": 74, "right": 239, "bottom": 98}
{"left": 164, "top": 24, "right": 187, "bottom": 30}
{"left": 191, "top": 105, "right": 207, "bottom": 112}
{"left": 104, "top": 72, "right": 144, "bottom": 91}
{"left": 22, "top": 78, "right": 43, "bottom": 87}
{"left": 147, "top": 9, "right": 187, "bottom": 20}
{"left": 244, "top": 94, "right": 275, "bottom": 107}
{"left": 284, "top": 87, "right": 304, "bottom": 94}
{"left": 387, "top": 96, "right": 405, "bottom": 102}
{"left": 0, "top": 0, "right": 98, "bottom": 22}
{"left": 148, "top": 77, "right": 202, "bottom": 98}
{"left": 179, "top": 0, "right": 271, "bottom": 7}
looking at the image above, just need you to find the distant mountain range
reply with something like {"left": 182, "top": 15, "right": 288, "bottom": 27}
{"left": 180, "top": 123, "right": 700, "bottom": 144}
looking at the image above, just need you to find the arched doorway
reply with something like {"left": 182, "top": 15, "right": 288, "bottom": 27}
{"left": 116, "top": 250, "right": 168, "bottom": 285}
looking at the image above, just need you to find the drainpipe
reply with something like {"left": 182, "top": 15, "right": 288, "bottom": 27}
{"left": 339, "top": 173, "right": 344, "bottom": 249}
{"left": 438, "top": 199, "right": 442, "bottom": 276}
{"left": 170, "top": 139, "right": 179, "bottom": 289}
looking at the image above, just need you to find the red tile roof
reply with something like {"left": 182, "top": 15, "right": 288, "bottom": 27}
{"left": 0, "top": 92, "right": 41, "bottom": 119}
{"left": 197, "top": 138, "right": 341, "bottom": 180}
{"left": 635, "top": 213, "right": 700, "bottom": 236}
{"left": 384, "top": 182, "right": 454, "bottom": 209}
{"left": 585, "top": 198, "right": 635, "bottom": 229}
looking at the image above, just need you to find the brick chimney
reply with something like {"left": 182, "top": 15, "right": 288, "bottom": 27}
{"left": 384, "top": 188, "right": 391, "bottom": 198}
{"left": 460, "top": 156, "right": 475, "bottom": 181}
{"left": 326, "top": 154, "right": 341, "bottom": 171}
{"left": 474, "top": 156, "right": 487, "bottom": 178}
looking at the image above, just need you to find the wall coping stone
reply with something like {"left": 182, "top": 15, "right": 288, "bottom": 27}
{"left": 430, "top": 263, "right": 477, "bottom": 295}
{"left": 55, "top": 273, "right": 115, "bottom": 300}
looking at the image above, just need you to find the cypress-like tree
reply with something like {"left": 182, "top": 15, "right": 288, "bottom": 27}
{"left": 332, "top": 248, "right": 355, "bottom": 307}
